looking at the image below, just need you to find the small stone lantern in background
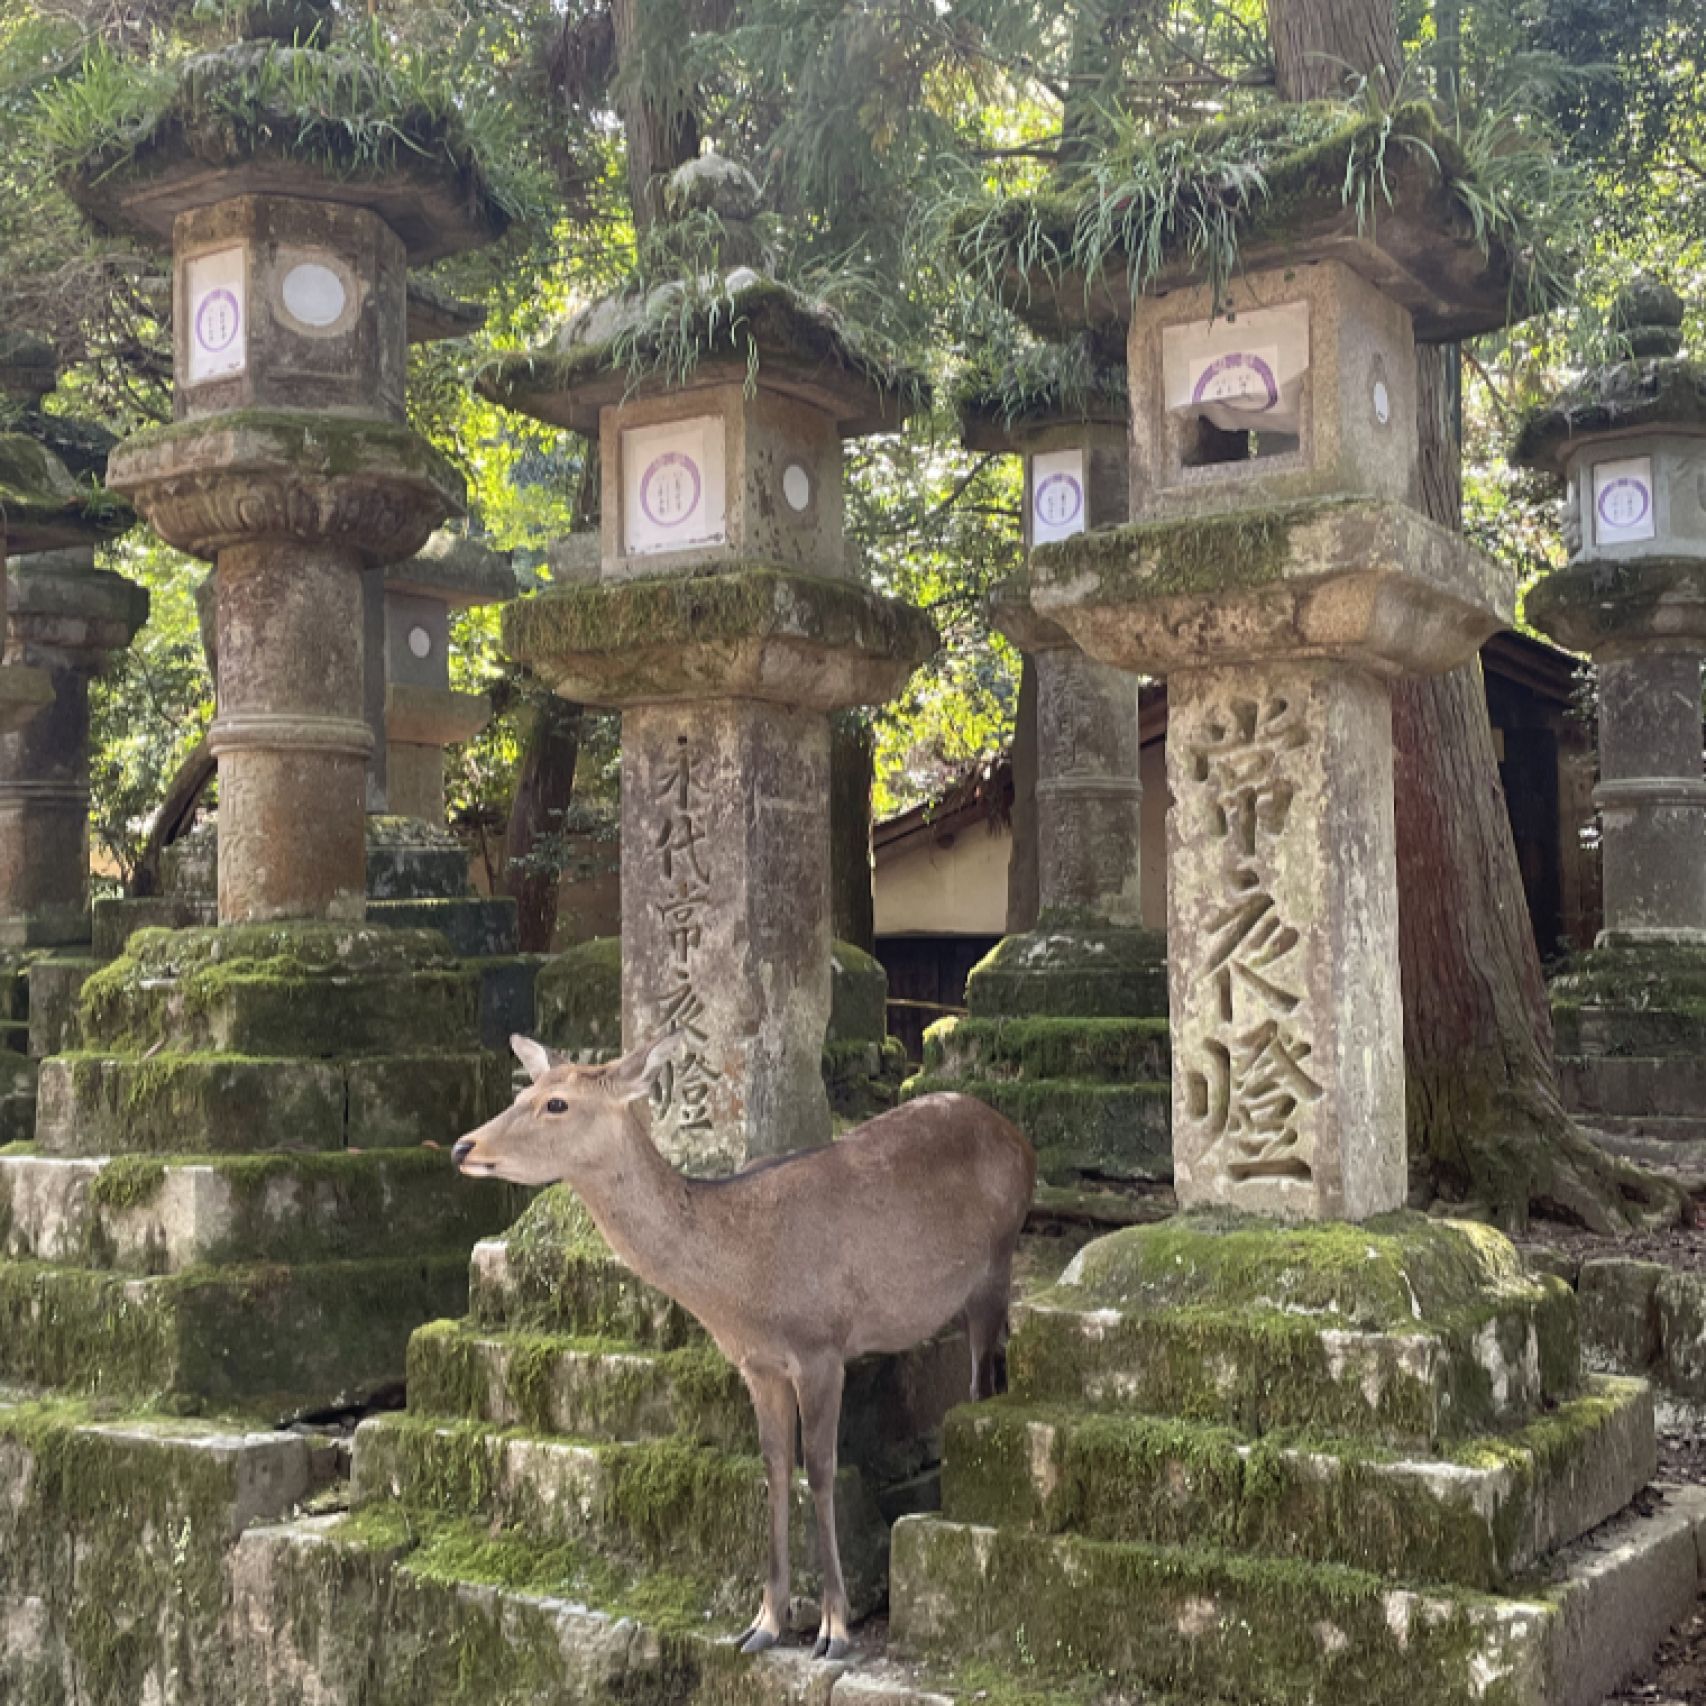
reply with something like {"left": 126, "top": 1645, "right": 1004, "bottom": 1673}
{"left": 371, "top": 531, "right": 515, "bottom": 826}
{"left": 1516, "top": 277, "right": 1706, "bottom": 1157}
{"left": 485, "top": 155, "right": 936, "bottom": 1173}
{"left": 0, "top": 334, "right": 141, "bottom": 1143}
{"left": 906, "top": 351, "right": 1172, "bottom": 1188}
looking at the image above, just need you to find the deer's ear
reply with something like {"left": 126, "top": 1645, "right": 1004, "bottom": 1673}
{"left": 606, "top": 1031, "right": 681, "bottom": 1102}
{"left": 511, "top": 1035, "right": 558, "bottom": 1083}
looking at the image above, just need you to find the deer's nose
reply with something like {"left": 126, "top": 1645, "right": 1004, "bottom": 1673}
{"left": 451, "top": 1139, "right": 475, "bottom": 1166}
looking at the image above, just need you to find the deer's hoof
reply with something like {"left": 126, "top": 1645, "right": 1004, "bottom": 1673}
{"left": 812, "top": 1636, "right": 850, "bottom": 1663}
{"left": 737, "top": 1627, "right": 778, "bottom": 1656}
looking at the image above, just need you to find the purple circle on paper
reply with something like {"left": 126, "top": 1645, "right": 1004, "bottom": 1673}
{"left": 1191, "top": 351, "right": 1279, "bottom": 412}
{"left": 1034, "top": 472, "right": 1084, "bottom": 528}
{"left": 640, "top": 452, "right": 703, "bottom": 528}
{"left": 1597, "top": 476, "right": 1651, "bottom": 531}
{"left": 195, "top": 289, "right": 241, "bottom": 353}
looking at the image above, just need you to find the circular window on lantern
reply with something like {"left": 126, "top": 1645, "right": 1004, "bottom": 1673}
{"left": 277, "top": 255, "right": 355, "bottom": 334}
{"left": 408, "top": 625, "right": 433, "bottom": 661}
{"left": 782, "top": 461, "right": 813, "bottom": 514}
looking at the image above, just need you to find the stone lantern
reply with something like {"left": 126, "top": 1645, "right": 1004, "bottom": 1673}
{"left": 68, "top": 4, "right": 507, "bottom": 925}
{"left": 907, "top": 352, "right": 1171, "bottom": 1184}
{"left": 484, "top": 156, "right": 936, "bottom": 1173}
{"left": 888, "top": 113, "right": 1702, "bottom": 1706}
{"left": 4, "top": 6, "right": 519, "bottom": 1420}
{"left": 1514, "top": 277, "right": 1706, "bottom": 1151}
{"left": 0, "top": 335, "right": 140, "bottom": 1143}
{"left": 372, "top": 531, "right": 515, "bottom": 825}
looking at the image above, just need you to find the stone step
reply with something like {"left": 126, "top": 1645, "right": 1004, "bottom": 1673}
{"left": 1579, "top": 1257, "right": 1706, "bottom": 1399}
{"left": 0, "top": 1149, "right": 514, "bottom": 1273}
{"left": 962, "top": 925, "right": 1169, "bottom": 1021}
{"left": 232, "top": 1510, "right": 995, "bottom": 1705}
{"left": 34, "top": 1049, "right": 506, "bottom": 1155}
{"left": 1559, "top": 1052, "right": 1706, "bottom": 1119}
{"left": 0, "top": 1393, "right": 339, "bottom": 1706}
{"left": 466, "top": 1214, "right": 705, "bottom": 1345}
{"left": 938, "top": 1376, "right": 1654, "bottom": 1589}
{"left": 406, "top": 1319, "right": 969, "bottom": 1488}
{"left": 25, "top": 955, "right": 99, "bottom": 1058}
{"left": 351, "top": 1412, "right": 890, "bottom": 1620}
{"left": 1553, "top": 1003, "right": 1706, "bottom": 1059}
{"left": 901, "top": 1075, "right": 1171, "bottom": 1184}
{"left": 0, "top": 1251, "right": 472, "bottom": 1416}
{"left": 77, "top": 926, "right": 480, "bottom": 1058}
{"left": 921, "top": 1016, "right": 1171, "bottom": 1085}
{"left": 1009, "top": 1214, "right": 1580, "bottom": 1444}
{"left": 889, "top": 1485, "right": 1706, "bottom": 1706}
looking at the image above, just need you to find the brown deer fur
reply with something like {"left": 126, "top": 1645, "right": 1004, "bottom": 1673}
{"left": 452, "top": 1033, "right": 1037, "bottom": 1660}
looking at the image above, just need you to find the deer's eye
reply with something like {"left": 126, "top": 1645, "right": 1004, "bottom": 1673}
{"left": 546, "top": 1098, "right": 569, "bottom": 1115}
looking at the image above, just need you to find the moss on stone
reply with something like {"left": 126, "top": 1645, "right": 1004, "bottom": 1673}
{"left": 87, "top": 1154, "right": 168, "bottom": 1211}
{"left": 503, "top": 564, "right": 938, "bottom": 681}
{"left": 477, "top": 271, "right": 925, "bottom": 431}
{"left": 48, "top": 37, "right": 515, "bottom": 249}
{"left": 1033, "top": 498, "right": 1360, "bottom": 603}
{"left": 1512, "top": 354, "right": 1706, "bottom": 474}
{"left": 924, "top": 1014, "right": 1171, "bottom": 1083}
{"left": 533, "top": 936, "right": 622, "bottom": 1058}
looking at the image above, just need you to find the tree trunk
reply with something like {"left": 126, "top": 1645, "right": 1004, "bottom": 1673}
{"left": 1265, "top": 0, "right": 1683, "bottom": 1228}
{"left": 829, "top": 713, "right": 877, "bottom": 952}
{"left": 500, "top": 692, "right": 584, "bottom": 954}
{"left": 130, "top": 740, "right": 216, "bottom": 898}
{"left": 610, "top": 0, "right": 701, "bottom": 234}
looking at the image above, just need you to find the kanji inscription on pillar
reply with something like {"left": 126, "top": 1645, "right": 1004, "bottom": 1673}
{"left": 1168, "top": 662, "right": 1405, "bottom": 1221}
{"left": 651, "top": 732, "right": 718, "bottom": 1138}
{"left": 1182, "top": 693, "right": 1322, "bottom": 1185}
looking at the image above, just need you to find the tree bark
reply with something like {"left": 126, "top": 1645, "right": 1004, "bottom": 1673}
{"left": 500, "top": 692, "right": 584, "bottom": 954}
{"left": 610, "top": 0, "right": 701, "bottom": 234}
{"left": 1265, "top": 0, "right": 1683, "bottom": 1228}
{"left": 130, "top": 740, "right": 216, "bottom": 898}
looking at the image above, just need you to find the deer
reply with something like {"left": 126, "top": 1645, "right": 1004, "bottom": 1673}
{"left": 451, "top": 1031, "right": 1036, "bottom": 1663}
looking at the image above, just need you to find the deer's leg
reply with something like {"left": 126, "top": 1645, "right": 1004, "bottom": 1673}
{"left": 736, "top": 1364, "right": 797, "bottom": 1655}
{"left": 965, "top": 1258, "right": 1014, "bottom": 1401}
{"left": 794, "top": 1355, "right": 851, "bottom": 1661}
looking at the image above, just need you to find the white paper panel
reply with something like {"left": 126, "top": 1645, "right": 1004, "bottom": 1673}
{"left": 1592, "top": 455, "right": 1657, "bottom": 546}
{"left": 1031, "top": 448, "right": 1088, "bottom": 544}
{"left": 1162, "top": 302, "right": 1311, "bottom": 437}
{"left": 622, "top": 417, "right": 727, "bottom": 555}
{"left": 185, "top": 248, "right": 247, "bottom": 384}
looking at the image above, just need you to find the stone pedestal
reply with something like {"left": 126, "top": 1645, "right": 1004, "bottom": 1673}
{"left": 1514, "top": 278, "right": 1706, "bottom": 1172}
{"left": 507, "top": 570, "right": 934, "bottom": 1172}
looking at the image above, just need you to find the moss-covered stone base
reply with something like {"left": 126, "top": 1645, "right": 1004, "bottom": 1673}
{"left": 352, "top": 1413, "right": 889, "bottom": 1620}
{"left": 888, "top": 1489, "right": 1706, "bottom": 1706}
{"left": 230, "top": 1510, "right": 1026, "bottom": 1706}
{"left": 35, "top": 1048, "right": 507, "bottom": 1155}
{"left": 0, "top": 1251, "right": 473, "bottom": 1417}
{"left": 1580, "top": 1256, "right": 1706, "bottom": 1398}
{"left": 533, "top": 936, "right": 623, "bottom": 1061}
{"left": 912, "top": 931, "right": 1173, "bottom": 1187}
{"left": 0, "top": 1394, "right": 335, "bottom": 1706}
{"left": 940, "top": 1376, "right": 1653, "bottom": 1590}
{"left": 0, "top": 1148, "right": 514, "bottom": 1273}
{"left": 1550, "top": 944, "right": 1706, "bottom": 1157}
{"left": 1011, "top": 1214, "right": 1579, "bottom": 1443}
{"left": 961, "top": 926, "right": 1168, "bottom": 1020}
